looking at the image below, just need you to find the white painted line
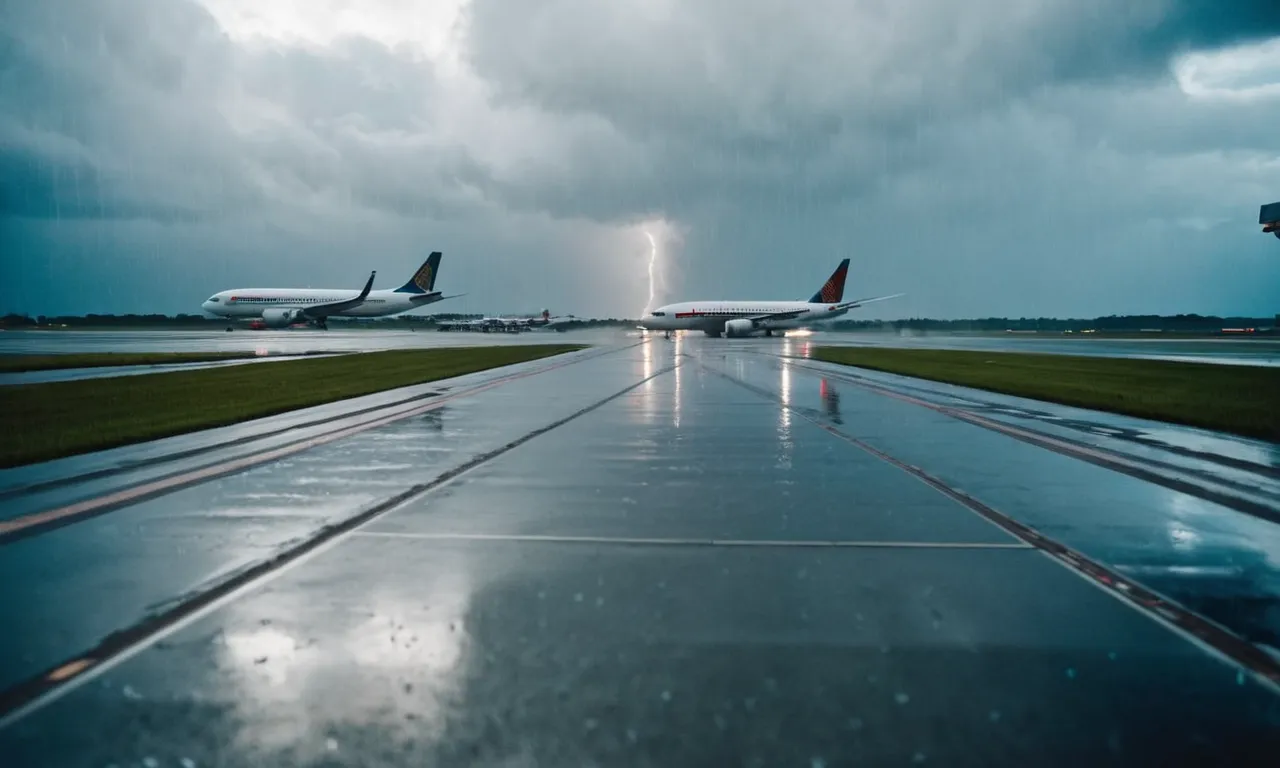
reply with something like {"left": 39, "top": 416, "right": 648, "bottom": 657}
{"left": 351, "top": 531, "right": 1034, "bottom": 549}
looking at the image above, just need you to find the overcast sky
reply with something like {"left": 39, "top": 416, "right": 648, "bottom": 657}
{"left": 2, "top": 0, "right": 1278, "bottom": 319}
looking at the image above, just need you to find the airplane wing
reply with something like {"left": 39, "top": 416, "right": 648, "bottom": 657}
{"left": 742, "top": 308, "right": 812, "bottom": 324}
{"left": 836, "top": 292, "right": 905, "bottom": 309}
{"left": 739, "top": 293, "right": 905, "bottom": 326}
{"left": 301, "top": 271, "right": 376, "bottom": 318}
{"left": 409, "top": 291, "right": 468, "bottom": 304}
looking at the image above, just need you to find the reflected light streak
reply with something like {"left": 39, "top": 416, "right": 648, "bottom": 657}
{"left": 673, "top": 333, "right": 683, "bottom": 429}
{"left": 777, "top": 359, "right": 793, "bottom": 468}
{"left": 641, "top": 335, "right": 653, "bottom": 388}
{"left": 633, "top": 338, "right": 658, "bottom": 426}
{"left": 219, "top": 568, "right": 475, "bottom": 754}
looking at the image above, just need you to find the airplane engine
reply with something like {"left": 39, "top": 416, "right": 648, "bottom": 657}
{"left": 261, "top": 308, "right": 302, "bottom": 328}
{"left": 724, "top": 319, "right": 755, "bottom": 338}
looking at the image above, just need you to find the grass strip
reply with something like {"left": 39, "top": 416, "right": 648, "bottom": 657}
{"left": 810, "top": 347, "right": 1279, "bottom": 442}
{"left": 0, "top": 345, "right": 585, "bottom": 468}
{"left": 0, "top": 352, "right": 266, "bottom": 373}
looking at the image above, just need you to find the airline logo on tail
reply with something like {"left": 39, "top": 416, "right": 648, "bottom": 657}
{"left": 810, "top": 258, "right": 850, "bottom": 304}
{"left": 396, "top": 251, "right": 443, "bottom": 294}
{"left": 414, "top": 263, "right": 433, "bottom": 291}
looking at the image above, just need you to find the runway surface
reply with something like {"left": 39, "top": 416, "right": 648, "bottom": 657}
{"left": 1, "top": 336, "right": 1277, "bottom": 765}
{"left": 818, "top": 332, "right": 1280, "bottom": 367}
{"left": 2, "top": 326, "right": 1277, "bottom": 367}
{"left": 0, "top": 355, "right": 352, "bottom": 386}
{"left": 0, "top": 328, "right": 615, "bottom": 356}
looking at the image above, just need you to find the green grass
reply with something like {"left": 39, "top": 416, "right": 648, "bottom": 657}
{"left": 0, "top": 352, "right": 261, "bottom": 373}
{"left": 810, "top": 347, "right": 1280, "bottom": 442}
{"left": 0, "top": 345, "right": 585, "bottom": 468}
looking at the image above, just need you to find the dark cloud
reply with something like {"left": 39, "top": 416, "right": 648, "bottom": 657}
{"left": 1127, "top": 0, "right": 1280, "bottom": 60}
{"left": 460, "top": 0, "right": 1280, "bottom": 223}
{"left": 1, "top": 0, "right": 1278, "bottom": 318}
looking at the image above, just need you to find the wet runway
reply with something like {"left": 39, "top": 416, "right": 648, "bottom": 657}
{"left": 818, "top": 332, "right": 1280, "bottom": 367}
{"left": 0, "top": 328, "right": 626, "bottom": 356}
{"left": 0, "top": 355, "right": 351, "bottom": 386}
{"left": 1, "top": 336, "right": 1278, "bottom": 765}
{"left": 3, "top": 326, "right": 1277, "bottom": 367}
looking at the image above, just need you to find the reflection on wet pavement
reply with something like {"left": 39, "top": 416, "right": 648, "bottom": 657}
{"left": 1, "top": 334, "right": 1277, "bottom": 765}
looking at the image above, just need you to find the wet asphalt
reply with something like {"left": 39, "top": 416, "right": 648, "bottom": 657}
{"left": 2, "top": 326, "right": 1278, "bottom": 364}
{"left": 1, "top": 335, "right": 1278, "bottom": 766}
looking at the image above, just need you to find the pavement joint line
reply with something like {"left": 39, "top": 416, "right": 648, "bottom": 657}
{"left": 780, "top": 356, "right": 1280, "bottom": 522}
{"left": 0, "top": 343, "right": 642, "bottom": 545}
{"left": 698, "top": 357, "right": 1280, "bottom": 696}
{"left": 0, "top": 356, "right": 681, "bottom": 729}
{"left": 351, "top": 531, "right": 1035, "bottom": 549}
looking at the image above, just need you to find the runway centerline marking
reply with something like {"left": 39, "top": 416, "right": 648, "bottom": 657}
{"left": 352, "top": 531, "right": 1034, "bottom": 549}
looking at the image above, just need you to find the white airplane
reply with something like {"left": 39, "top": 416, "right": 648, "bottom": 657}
{"left": 638, "top": 259, "right": 902, "bottom": 338}
{"left": 498, "top": 309, "right": 577, "bottom": 330}
{"left": 436, "top": 309, "right": 575, "bottom": 333}
{"left": 201, "top": 252, "right": 462, "bottom": 329}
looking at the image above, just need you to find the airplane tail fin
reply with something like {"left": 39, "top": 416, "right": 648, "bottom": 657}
{"left": 395, "top": 251, "right": 443, "bottom": 294}
{"left": 808, "top": 258, "right": 850, "bottom": 304}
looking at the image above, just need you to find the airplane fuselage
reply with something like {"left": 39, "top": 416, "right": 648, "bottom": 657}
{"left": 202, "top": 288, "right": 442, "bottom": 319}
{"left": 639, "top": 301, "right": 848, "bottom": 336}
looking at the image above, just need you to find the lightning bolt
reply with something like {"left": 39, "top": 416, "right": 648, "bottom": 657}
{"left": 643, "top": 230, "right": 657, "bottom": 316}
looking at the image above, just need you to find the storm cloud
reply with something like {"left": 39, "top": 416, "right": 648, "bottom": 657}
{"left": 2, "top": 0, "right": 1278, "bottom": 318}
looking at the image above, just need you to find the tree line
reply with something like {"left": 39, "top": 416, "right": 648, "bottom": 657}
{"left": 2, "top": 312, "right": 1276, "bottom": 332}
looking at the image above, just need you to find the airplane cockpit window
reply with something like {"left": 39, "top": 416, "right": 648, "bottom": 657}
{"left": 650, "top": 311, "right": 666, "bottom": 316}
{"left": 206, "top": 296, "right": 220, "bottom": 303}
